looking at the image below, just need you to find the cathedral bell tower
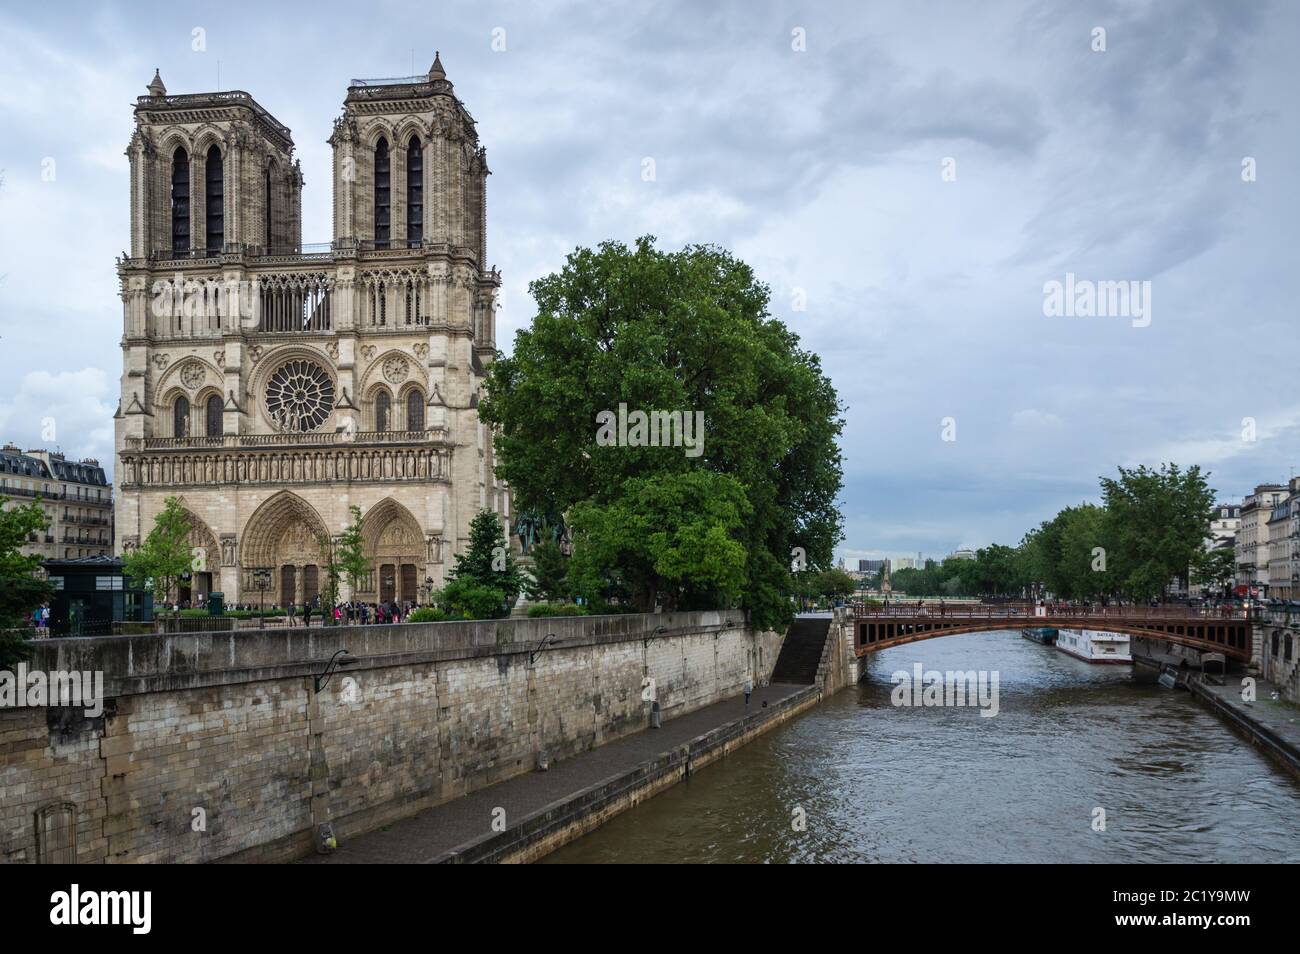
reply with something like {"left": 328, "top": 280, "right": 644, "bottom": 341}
{"left": 114, "top": 56, "right": 506, "bottom": 609}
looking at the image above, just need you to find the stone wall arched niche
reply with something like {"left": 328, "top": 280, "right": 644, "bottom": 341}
{"left": 356, "top": 498, "right": 425, "bottom": 605}
{"left": 239, "top": 490, "right": 332, "bottom": 607}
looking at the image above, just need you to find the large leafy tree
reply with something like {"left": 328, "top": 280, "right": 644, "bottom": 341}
{"left": 1192, "top": 546, "right": 1236, "bottom": 596}
{"left": 480, "top": 236, "right": 844, "bottom": 630}
{"left": 1, "top": 499, "right": 54, "bottom": 668}
{"left": 1053, "top": 504, "right": 1114, "bottom": 599}
{"left": 1100, "top": 463, "right": 1214, "bottom": 599}
{"left": 567, "top": 471, "right": 749, "bottom": 611}
{"left": 122, "top": 496, "right": 194, "bottom": 611}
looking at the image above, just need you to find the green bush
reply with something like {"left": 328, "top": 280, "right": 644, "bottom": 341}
{"left": 584, "top": 600, "right": 637, "bottom": 615}
{"left": 406, "top": 606, "right": 445, "bottom": 623}
{"left": 527, "top": 602, "right": 590, "bottom": 618}
{"left": 438, "top": 579, "right": 508, "bottom": 620}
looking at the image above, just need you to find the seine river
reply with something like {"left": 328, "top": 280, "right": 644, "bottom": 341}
{"left": 544, "top": 629, "right": 1300, "bottom": 863}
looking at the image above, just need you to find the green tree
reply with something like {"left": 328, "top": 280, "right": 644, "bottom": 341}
{"left": 970, "top": 544, "right": 1022, "bottom": 596}
{"left": 0, "top": 499, "right": 54, "bottom": 668}
{"left": 1191, "top": 546, "right": 1236, "bottom": 595}
{"left": 334, "top": 505, "right": 369, "bottom": 601}
{"left": 439, "top": 510, "right": 522, "bottom": 618}
{"left": 122, "top": 497, "right": 194, "bottom": 613}
{"left": 568, "top": 471, "right": 749, "bottom": 611}
{"left": 1056, "top": 504, "right": 1113, "bottom": 599}
{"left": 479, "top": 236, "right": 844, "bottom": 631}
{"left": 814, "top": 567, "right": 856, "bottom": 602}
{"left": 526, "top": 538, "right": 571, "bottom": 603}
{"left": 1100, "top": 463, "right": 1215, "bottom": 599}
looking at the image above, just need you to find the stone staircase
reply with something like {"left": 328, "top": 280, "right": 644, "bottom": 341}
{"left": 771, "top": 616, "right": 833, "bottom": 685}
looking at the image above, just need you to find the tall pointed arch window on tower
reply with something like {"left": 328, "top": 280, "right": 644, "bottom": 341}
{"left": 205, "top": 394, "right": 223, "bottom": 438}
{"left": 406, "top": 390, "right": 424, "bottom": 431}
{"left": 173, "top": 396, "right": 190, "bottom": 438}
{"left": 406, "top": 136, "right": 423, "bottom": 247}
{"left": 374, "top": 137, "right": 391, "bottom": 249}
{"left": 171, "top": 148, "right": 190, "bottom": 255}
{"left": 205, "top": 144, "right": 224, "bottom": 254}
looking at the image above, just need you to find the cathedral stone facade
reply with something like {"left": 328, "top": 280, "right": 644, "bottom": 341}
{"left": 113, "top": 55, "right": 508, "bottom": 606}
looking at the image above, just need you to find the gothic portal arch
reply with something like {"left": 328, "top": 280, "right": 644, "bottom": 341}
{"left": 358, "top": 498, "right": 424, "bottom": 604}
{"left": 240, "top": 491, "right": 332, "bottom": 607}
{"left": 168, "top": 504, "right": 219, "bottom": 605}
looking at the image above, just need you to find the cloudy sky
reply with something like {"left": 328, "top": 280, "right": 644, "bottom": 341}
{"left": 0, "top": 0, "right": 1296, "bottom": 563}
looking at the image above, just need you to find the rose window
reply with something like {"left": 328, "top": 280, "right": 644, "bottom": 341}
{"left": 265, "top": 360, "right": 335, "bottom": 432}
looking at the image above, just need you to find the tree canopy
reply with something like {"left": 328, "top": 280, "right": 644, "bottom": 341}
{"left": 438, "top": 510, "right": 523, "bottom": 619}
{"left": 1, "top": 499, "right": 53, "bottom": 668}
{"left": 888, "top": 463, "right": 1221, "bottom": 602}
{"left": 122, "top": 496, "right": 195, "bottom": 608}
{"left": 480, "top": 236, "right": 844, "bottom": 629}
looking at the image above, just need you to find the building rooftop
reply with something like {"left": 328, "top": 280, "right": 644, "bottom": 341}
{"left": 134, "top": 71, "right": 293, "bottom": 153}
{"left": 1, "top": 445, "right": 109, "bottom": 486}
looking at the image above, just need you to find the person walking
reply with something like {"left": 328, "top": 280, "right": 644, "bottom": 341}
{"left": 743, "top": 674, "right": 754, "bottom": 706}
{"left": 303, "top": 602, "right": 312, "bottom": 628}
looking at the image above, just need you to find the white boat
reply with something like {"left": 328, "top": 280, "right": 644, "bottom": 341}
{"left": 1055, "top": 628, "right": 1132, "bottom": 664}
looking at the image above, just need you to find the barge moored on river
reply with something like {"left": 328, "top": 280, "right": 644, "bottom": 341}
{"left": 1055, "top": 628, "right": 1132, "bottom": 664}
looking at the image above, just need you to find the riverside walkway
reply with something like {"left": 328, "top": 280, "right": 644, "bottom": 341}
{"left": 301, "top": 681, "right": 814, "bottom": 864}
{"left": 1187, "top": 674, "right": 1300, "bottom": 780}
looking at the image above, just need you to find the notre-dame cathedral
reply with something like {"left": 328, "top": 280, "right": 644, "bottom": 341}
{"left": 113, "top": 54, "right": 508, "bottom": 607}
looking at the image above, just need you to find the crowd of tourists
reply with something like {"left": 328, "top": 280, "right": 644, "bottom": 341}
{"left": 281, "top": 599, "right": 412, "bottom": 626}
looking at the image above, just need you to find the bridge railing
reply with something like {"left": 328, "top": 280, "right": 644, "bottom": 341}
{"left": 851, "top": 601, "right": 1256, "bottom": 622}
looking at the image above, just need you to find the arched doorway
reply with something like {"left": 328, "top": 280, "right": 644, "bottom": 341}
{"left": 173, "top": 507, "right": 218, "bottom": 608}
{"left": 241, "top": 491, "right": 331, "bottom": 607}
{"left": 359, "top": 499, "right": 424, "bottom": 606}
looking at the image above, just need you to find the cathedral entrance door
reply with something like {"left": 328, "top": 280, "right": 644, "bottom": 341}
{"left": 400, "top": 563, "right": 417, "bottom": 604}
{"left": 379, "top": 564, "right": 396, "bottom": 603}
{"left": 281, "top": 564, "right": 297, "bottom": 606}
{"left": 303, "top": 565, "right": 320, "bottom": 605}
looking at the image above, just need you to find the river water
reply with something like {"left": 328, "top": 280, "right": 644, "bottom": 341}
{"left": 544, "top": 629, "right": 1300, "bottom": 863}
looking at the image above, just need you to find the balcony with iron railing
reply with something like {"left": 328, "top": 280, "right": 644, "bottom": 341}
{"left": 128, "top": 238, "right": 494, "bottom": 272}
{"left": 126, "top": 429, "right": 443, "bottom": 451}
{"left": 61, "top": 513, "right": 111, "bottom": 526}
{"left": 0, "top": 485, "right": 65, "bottom": 501}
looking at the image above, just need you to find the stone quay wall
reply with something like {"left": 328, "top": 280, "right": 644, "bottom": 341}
{"left": 1, "top": 612, "right": 782, "bottom": 864}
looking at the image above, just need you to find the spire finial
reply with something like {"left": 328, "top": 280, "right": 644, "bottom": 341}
{"left": 148, "top": 68, "right": 166, "bottom": 97}
{"left": 428, "top": 51, "right": 445, "bottom": 81}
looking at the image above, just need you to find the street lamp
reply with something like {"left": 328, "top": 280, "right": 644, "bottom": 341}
{"left": 529, "top": 633, "right": 558, "bottom": 666}
{"left": 643, "top": 625, "right": 667, "bottom": 649}
{"left": 314, "top": 649, "right": 359, "bottom": 694}
{"left": 253, "top": 567, "right": 272, "bottom": 629}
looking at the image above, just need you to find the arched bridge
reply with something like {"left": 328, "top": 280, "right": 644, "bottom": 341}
{"left": 853, "top": 602, "right": 1255, "bottom": 661}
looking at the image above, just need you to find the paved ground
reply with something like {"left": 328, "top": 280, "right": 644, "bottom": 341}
{"left": 301, "top": 682, "right": 808, "bottom": 864}
{"left": 1194, "top": 674, "right": 1300, "bottom": 752}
